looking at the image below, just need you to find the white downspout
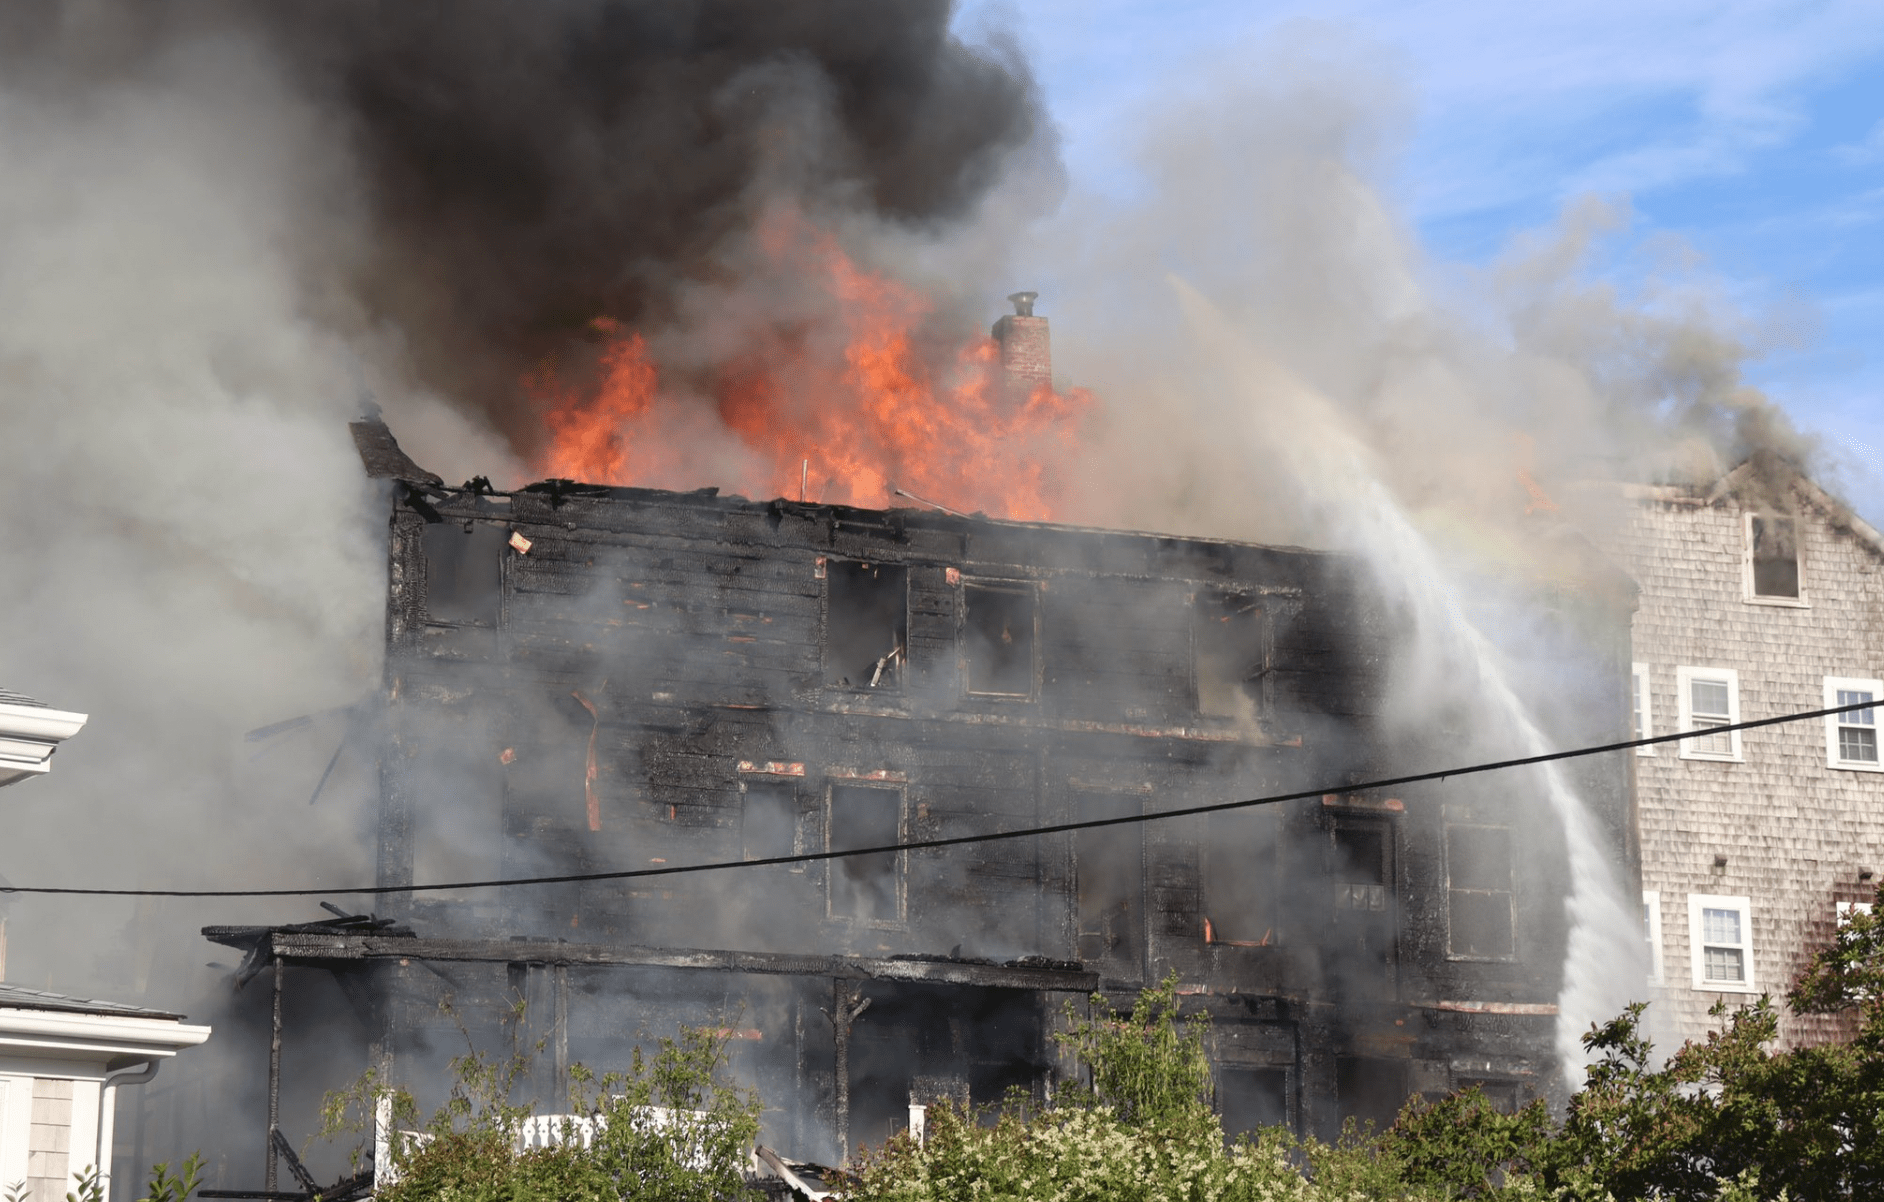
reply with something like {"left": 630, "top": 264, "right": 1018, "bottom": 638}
{"left": 97, "top": 1060, "right": 160, "bottom": 1202}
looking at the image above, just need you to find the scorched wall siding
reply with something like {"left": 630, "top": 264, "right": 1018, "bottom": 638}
{"left": 346, "top": 463, "right": 1631, "bottom": 1156}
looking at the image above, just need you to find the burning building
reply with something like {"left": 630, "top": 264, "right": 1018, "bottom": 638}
{"left": 203, "top": 303, "right": 1640, "bottom": 1172}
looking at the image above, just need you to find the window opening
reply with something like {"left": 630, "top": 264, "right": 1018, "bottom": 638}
{"left": 1677, "top": 667, "right": 1740, "bottom": 760}
{"left": 1203, "top": 811, "right": 1277, "bottom": 946}
{"left": 825, "top": 561, "right": 908, "bottom": 689}
{"left": 1824, "top": 678, "right": 1881, "bottom": 769}
{"left": 421, "top": 521, "right": 506, "bottom": 625}
{"left": 1336, "top": 1057, "right": 1409, "bottom": 1132}
{"left": 1218, "top": 1066, "right": 1289, "bottom": 1137}
{"left": 828, "top": 784, "right": 903, "bottom": 924}
{"left": 742, "top": 781, "right": 797, "bottom": 862}
{"left": 1075, "top": 793, "right": 1143, "bottom": 967}
{"left": 1332, "top": 826, "right": 1388, "bottom": 914}
{"left": 1632, "top": 664, "right": 1654, "bottom": 756}
{"left": 1196, "top": 590, "right": 1266, "bottom": 720}
{"left": 1749, "top": 514, "right": 1801, "bottom": 599}
{"left": 1688, "top": 894, "right": 1754, "bottom": 991}
{"left": 413, "top": 740, "right": 504, "bottom": 901}
{"left": 1446, "top": 825, "right": 1515, "bottom": 959}
{"left": 1455, "top": 1078, "right": 1521, "bottom": 1115}
{"left": 964, "top": 583, "right": 1036, "bottom": 696}
{"left": 1330, "top": 821, "right": 1395, "bottom": 974}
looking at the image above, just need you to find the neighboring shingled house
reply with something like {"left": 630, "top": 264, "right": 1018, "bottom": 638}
{"left": 1607, "top": 453, "right": 1884, "bottom": 1047}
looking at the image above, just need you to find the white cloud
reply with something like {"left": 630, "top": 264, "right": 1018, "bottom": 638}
{"left": 1833, "top": 117, "right": 1884, "bottom": 165}
{"left": 990, "top": 0, "right": 1884, "bottom": 217}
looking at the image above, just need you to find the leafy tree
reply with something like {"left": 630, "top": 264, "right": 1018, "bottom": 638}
{"left": 138, "top": 1154, "right": 205, "bottom": 1202}
{"left": 1534, "top": 885, "right": 1884, "bottom": 1201}
{"left": 307, "top": 892, "right": 1884, "bottom": 1201}
{"left": 1049, "top": 972, "right": 1217, "bottom": 1138}
{"left": 851, "top": 976, "right": 1334, "bottom": 1202}
{"left": 1379, "top": 1088, "right": 1551, "bottom": 1199}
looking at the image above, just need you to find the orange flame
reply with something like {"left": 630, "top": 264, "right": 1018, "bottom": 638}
{"left": 530, "top": 211, "right": 1090, "bottom": 521}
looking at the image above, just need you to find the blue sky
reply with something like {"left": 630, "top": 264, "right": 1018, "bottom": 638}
{"left": 964, "top": 0, "right": 1884, "bottom": 523}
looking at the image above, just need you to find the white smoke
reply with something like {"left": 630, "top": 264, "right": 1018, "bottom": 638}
{"left": 0, "top": 22, "right": 512, "bottom": 1187}
{"left": 1168, "top": 281, "right": 1643, "bottom": 1079}
{"left": 1006, "top": 28, "right": 1801, "bottom": 1081}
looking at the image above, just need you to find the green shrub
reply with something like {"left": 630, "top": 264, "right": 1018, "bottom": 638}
{"left": 321, "top": 1016, "right": 762, "bottom": 1202}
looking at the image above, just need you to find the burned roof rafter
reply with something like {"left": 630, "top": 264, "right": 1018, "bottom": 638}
{"left": 260, "top": 932, "right": 1099, "bottom": 994}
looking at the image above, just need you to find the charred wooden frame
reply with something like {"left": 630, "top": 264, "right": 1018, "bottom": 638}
{"left": 206, "top": 420, "right": 1638, "bottom": 1165}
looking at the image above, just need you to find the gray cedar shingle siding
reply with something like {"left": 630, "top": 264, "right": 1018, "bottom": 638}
{"left": 1612, "top": 476, "right": 1884, "bottom": 1047}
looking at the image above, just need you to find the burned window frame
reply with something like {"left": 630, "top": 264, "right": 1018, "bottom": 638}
{"left": 1452, "top": 1076, "right": 1523, "bottom": 1115}
{"left": 1745, "top": 512, "right": 1806, "bottom": 604}
{"left": 1335, "top": 1056, "right": 1411, "bottom": 1131}
{"left": 418, "top": 516, "right": 511, "bottom": 628}
{"left": 1201, "top": 808, "right": 1280, "bottom": 948}
{"left": 1326, "top": 814, "right": 1395, "bottom": 917}
{"left": 821, "top": 558, "right": 910, "bottom": 691}
{"left": 1215, "top": 1060, "right": 1295, "bottom": 1138}
{"left": 1072, "top": 789, "right": 1147, "bottom": 970}
{"left": 1193, "top": 587, "right": 1272, "bottom": 721}
{"left": 1323, "top": 809, "right": 1399, "bottom": 982}
{"left": 739, "top": 775, "right": 804, "bottom": 867}
{"left": 1444, "top": 821, "right": 1518, "bottom": 962}
{"left": 959, "top": 577, "right": 1040, "bottom": 699}
{"left": 825, "top": 779, "right": 908, "bottom": 927}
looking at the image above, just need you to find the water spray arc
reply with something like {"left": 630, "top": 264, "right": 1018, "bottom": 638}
{"left": 1171, "top": 279, "right": 1643, "bottom": 1080}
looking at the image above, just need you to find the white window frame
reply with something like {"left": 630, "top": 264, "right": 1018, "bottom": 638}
{"left": 1688, "top": 894, "right": 1755, "bottom": 992}
{"left": 1823, "top": 676, "right": 1883, "bottom": 772}
{"left": 1837, "top": 900, "right": 1874, "bottom": 925}
{"left": 1643, "top": 890, "right": 1664, "bottom": 984}
{"left": 1632, "top": 663, "right": 1654, "bottom": 756}
{"left": 1677, "top": 667, "right": 1742, "bottom": 762}
{"left": 1743, "top": 512, "right": 1808, "bottom": 607}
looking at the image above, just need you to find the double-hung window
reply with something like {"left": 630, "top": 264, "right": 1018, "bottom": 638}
{"left": 1677, "top": 667, "right": 1741, "bottom": 761}
{"left": 1824, "top": 677, "right": 1882, "bottom": 771}
{"left": 1643, "top": 890, "right": 1663, "bottom": 985}
{"left": 1446, "top": 824, "right": 1515, "bottom": 960}
{"left": 1688, "top": 894, "right": 1754, "bottom": 991}
{"left": 1632, "top": 664, "right": 1654, "bottom": 756}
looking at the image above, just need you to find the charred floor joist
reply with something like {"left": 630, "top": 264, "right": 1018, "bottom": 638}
{"left": 209, "top": 419, "right": 1635, "bottom": 1163}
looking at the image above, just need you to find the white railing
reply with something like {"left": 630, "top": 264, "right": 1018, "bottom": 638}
{"left": 372, "top": 1097, "right": 713, "bottom": 1189}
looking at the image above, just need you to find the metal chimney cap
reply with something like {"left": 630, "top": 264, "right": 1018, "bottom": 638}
{"left": 1007, "top": 291, "right": 1039, "bottom": 317}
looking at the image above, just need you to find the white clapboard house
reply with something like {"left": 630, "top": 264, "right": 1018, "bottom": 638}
{"left": 0, "top": 986, "right": 210, "bottom": 1202}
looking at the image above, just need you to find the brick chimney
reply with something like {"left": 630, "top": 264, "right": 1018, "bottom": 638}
{"left": 992, "top": 291, "right": 1050, "bottom": 403}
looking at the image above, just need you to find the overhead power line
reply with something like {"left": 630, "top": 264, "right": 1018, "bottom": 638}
{"left": 2, "top": 698, "right": 1875, "bottom": 901}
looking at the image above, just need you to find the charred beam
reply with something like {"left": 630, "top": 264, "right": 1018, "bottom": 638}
{"left": 265, "top": 933, "right": 1099, "bottom": 993}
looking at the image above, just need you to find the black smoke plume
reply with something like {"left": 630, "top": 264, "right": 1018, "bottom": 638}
{"left": 5, "top": 0, "right": 1052, "bottom": 453}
